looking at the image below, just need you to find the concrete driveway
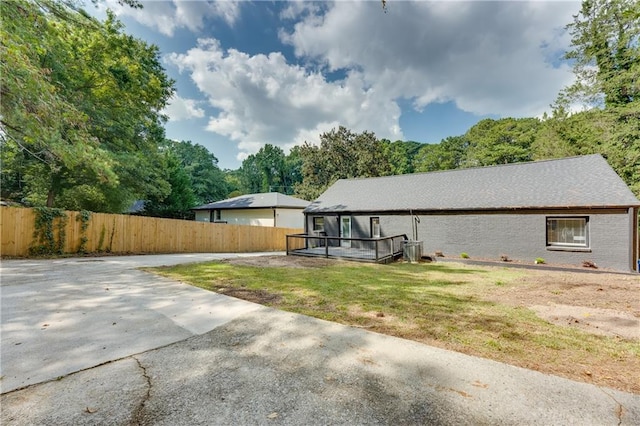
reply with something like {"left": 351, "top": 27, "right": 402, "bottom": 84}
{"left": 1, "top": 254, "right": 639, "bottom": 425}
{"left": 1, "top": 253, "right": 266, "bottom": 392}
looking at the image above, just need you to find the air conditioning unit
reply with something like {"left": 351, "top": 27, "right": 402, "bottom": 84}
{"left": 403, "top": 241, "right": 423, "bottom": 263}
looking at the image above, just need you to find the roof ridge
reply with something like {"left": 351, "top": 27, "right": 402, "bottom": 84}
{"left": 336, "top": 154, "right": 604, "bottom": 183}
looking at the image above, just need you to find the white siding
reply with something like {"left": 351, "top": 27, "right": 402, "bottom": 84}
{"left": 275, "top": 208, "right": 305, "bottom": 228}
{"left": 221, "top": 208, "right": 275, "bottom": 227}
{"left": 195, "top": 208, "right": 305, "bottom": 227}
{"left": 194, "top": 211, "right": 210, "bottom": 222}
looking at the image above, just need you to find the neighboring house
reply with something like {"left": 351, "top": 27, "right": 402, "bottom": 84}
{"left": 193, "top": 192, "right": 309, "bottom": 228}
{"left": 303, "top": 155, "right": 640, "bottom": 272}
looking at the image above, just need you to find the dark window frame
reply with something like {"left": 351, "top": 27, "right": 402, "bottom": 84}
{"left": 370, "top": 217, "right": 381, "bottom": 238}
{"left": 546, "top": 216, "right": 589, "bottom": 248}
{"left": 312, "top": 216, "right": 325, "bottom": 232}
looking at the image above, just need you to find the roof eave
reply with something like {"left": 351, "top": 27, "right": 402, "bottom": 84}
{"left": 304, "top": 204, "right": 640, "bottom": 214}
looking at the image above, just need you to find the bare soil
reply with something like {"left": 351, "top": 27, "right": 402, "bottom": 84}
{"left": 221, "top": 255, "right": 337, "bottom": 269}
{"left": 223, "top": 255, "right": 640, "bottom": 340}
{"left": 487, "top": 269, "right": 640, "bottom": 340}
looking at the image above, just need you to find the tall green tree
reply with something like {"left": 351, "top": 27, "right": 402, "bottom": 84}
{"left": 238, "top": 154, "right": 263, "bottom": 194}
{"left": 283, "top": 145, "right": 304, "bottom": 194}
{"left": 295, "top": 126, "right": 392, "bottom": 200}
{"left": 413, "top": 136, "right": 469, "bottom": 172}
{"left": 167, "top": 140, "right": 228, "bottom": 205}
{"left": 142, "top": 152, "right": 196, "bottom": 219}
{"left": 255, "top": 144, "right": 287, "bottom": 193}
{"left": 559, "top": 0, "right": 639, "bottom": 108}
{"left": 1, "top": 0, "right": 174, "bottom": 212}
{"left": 223, "top": 169, "right": 243, "bottom": 198}
{"left": 548, "top": 0, "right": 640, "bottom": 196}
{"left": 381, "top": 140, "right": 422, "bottom": 175}
{"left": 463, "top": 118, "right": 539, "bottom": 167}
{"left": 236, "top": 144, "right": 301, "bottom": 195}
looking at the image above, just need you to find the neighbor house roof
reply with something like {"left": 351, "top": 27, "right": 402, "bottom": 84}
{"left": 304, "top": 154, "right": 640, "bottom": 214}
{"left": 193, "top": 192, "right": 310, "bottom": 211}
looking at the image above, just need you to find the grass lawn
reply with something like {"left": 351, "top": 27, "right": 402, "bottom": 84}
{"left": 150, "top": 259, "right": 640, "bottom": 394}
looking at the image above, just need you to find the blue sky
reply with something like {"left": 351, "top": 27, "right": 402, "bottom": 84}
{"left": 95, "top": 0, "right": 580, "bottom": 170}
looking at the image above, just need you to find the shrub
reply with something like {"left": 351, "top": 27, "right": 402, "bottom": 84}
{"left": 535, "top": 257, "right": 545, "bottom": 264}
{"left": 460, "top": 252, "right": 469, "bottom": 259}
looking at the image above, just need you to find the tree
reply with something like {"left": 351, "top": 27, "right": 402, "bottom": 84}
{"left": 1, "top": 0, "right": 116, "bottom": 207}
{"left": 168, "top": 140, "right": 228, "bottom": 205}
{"left": 238, "top": 154, "right": 263, "bottom": 194}
{"left": 223, "top": 169, "right": 243, "bottom": 198}
{"left": 142, "top": 152, "right": 196, "bottom": 219}
{"left": 381, "top": 140, "right": 422, "bottom": 175}
{"left": 295, "top": 126, "right": 392, "bottom": 200}
{"left": 550, "top": 0, "right": 640, "bottom": 197}
{"left": 413, "top": 136, "right": 469, "bottom": 172}
{"left": 236, "top": 144, "right": 301, "bottom": 195}
{"left": 560, "top": 0, "right": 639, "bottom": 108}
{"left": 1, "top": 0, "right": 174, "bottom": 212}
{"left": 463, "top": 118, "right": 539, "bottom": 167}
{"left": 255, "top": 144, "right": 287, "bottom": 193}
{"left": 283, "top": 145, "right": 304, "bottom": 194}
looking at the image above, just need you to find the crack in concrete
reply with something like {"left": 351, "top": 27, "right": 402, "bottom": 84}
{"left": 131, "top": 356, "right": 152, "bottom": 425}
{"left": 599, "top": 387, "right": 625, "bottom": 426}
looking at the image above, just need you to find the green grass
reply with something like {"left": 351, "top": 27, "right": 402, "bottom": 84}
{"left": 149, "top": 260, "right": 640, "bottom": 394}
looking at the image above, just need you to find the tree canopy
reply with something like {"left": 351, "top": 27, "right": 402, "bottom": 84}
{"left": 1, "top": 0, "right": 173, "bottom": 212}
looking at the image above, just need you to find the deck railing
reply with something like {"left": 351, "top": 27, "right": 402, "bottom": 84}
{"left": 286, "top": 233, "right": 408, "bottom": 263}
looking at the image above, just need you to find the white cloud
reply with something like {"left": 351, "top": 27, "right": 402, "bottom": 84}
{"left": 162, "top": 94, "right": 205, "bottom": 121}
{"left": 103, "top": 0, "right": 240, "bottom": 37}
{"left": 280, "top": 0, "right": 579, "bottom": 118}
{"left": 166, "top": 38, "right": 403, "bottom": 160}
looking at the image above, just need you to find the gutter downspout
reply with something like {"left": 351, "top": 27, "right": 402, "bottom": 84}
{"left": 409, "top": 210, "right": 420, "bottom": 241}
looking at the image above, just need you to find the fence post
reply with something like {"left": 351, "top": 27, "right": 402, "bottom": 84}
{"left": 325, "top": 236, "right": 329, "bottom": 258}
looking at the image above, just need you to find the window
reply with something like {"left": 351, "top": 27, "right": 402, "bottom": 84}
{"left": 312, "top": 217, "right": 324, "bottom": 232}
{"left": 546, "top": 217, "right": 589, "bottom": 248}
{"left": 371, "top": 217, "right": 381, "bottom": 238}
{"left": 214, "top": 210, "right": 222, "bottom": 221}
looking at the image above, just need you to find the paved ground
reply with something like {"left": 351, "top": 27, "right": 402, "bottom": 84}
{"left": 1, "top": 254, "right": 639, "bottom": 425}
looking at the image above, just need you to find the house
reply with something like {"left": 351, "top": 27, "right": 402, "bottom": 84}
{"left": 193, "top": 192, "right": 309, "bottom": 228}
{"left": 301, "top": 155, "right": 640, "bottom": 272}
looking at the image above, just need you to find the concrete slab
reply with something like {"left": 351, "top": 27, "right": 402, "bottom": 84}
{"left": 0, "top": 253, "right": 272, "bottom": 393}
{"left": 2, "top": 308, "right": 639, "bottom": 425}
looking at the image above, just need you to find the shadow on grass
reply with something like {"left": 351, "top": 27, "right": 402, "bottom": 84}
{"left": 416, "top": 263, "right": 489, "bottom": 275}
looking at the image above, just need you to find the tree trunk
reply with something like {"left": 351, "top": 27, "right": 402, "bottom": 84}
{"left": 46, "top": 188, "right": 55, "bottom": 207}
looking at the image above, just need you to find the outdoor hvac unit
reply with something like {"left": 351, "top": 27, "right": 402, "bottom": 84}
{"left": 403, "top": 240, "right": 423, "bottom": 263}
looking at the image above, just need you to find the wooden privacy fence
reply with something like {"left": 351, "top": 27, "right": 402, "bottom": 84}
{"left": 1, "top": 206, "right": 303, "bottom": 257}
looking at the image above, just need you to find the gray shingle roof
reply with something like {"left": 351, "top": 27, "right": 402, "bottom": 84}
{"left": 193, "top": 192, "right": 309, "bottom": 210}
{"left": 304, "top": 155, "right": 640, "bottom": 213}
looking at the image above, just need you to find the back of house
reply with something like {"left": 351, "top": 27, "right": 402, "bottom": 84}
{"left": 303, "top": 155, "right": 640, "bottom": 272}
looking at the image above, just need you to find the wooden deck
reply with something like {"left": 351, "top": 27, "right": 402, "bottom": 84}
{"left": 286, "top": 234, "right": 407, "bottom": 264}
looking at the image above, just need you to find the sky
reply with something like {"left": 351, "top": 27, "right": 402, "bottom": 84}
{"left": 93, "top": 0, "right": 581, "bottom": 170}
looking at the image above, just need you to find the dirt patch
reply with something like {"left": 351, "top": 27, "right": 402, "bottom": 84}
{"left": 485, "top": 268, "right": 640, "bottom": 340}
{"left": 223, "top": 255, "right": 340, "bottom": 269}
{"left": 217, "top": 287, "right": 282, "bottom": 304}
{"left": 531, "top": 304, "right": 640, "bottom": 340}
